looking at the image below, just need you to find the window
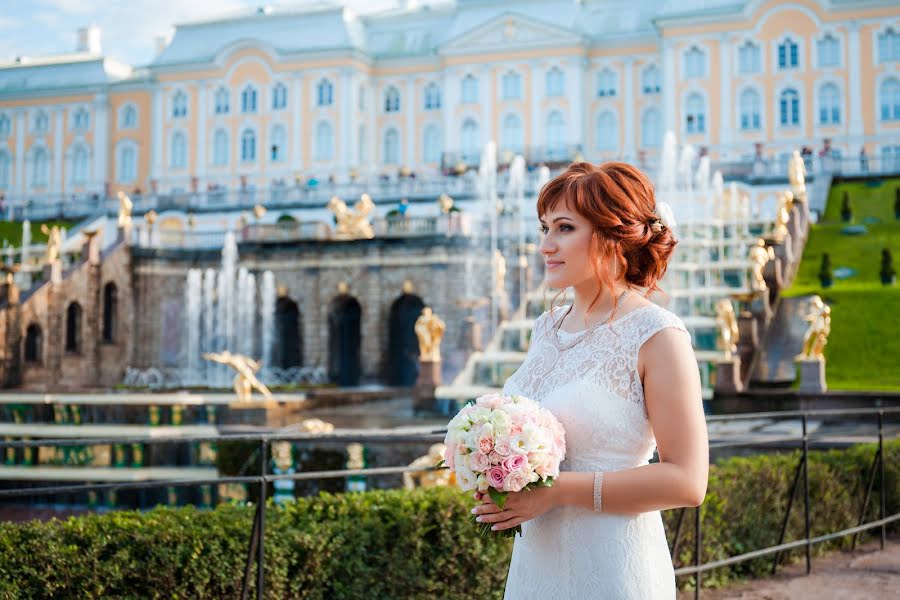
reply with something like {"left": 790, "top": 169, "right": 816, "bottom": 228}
{"left": 779, "top": 88, "right": 800, "bottom": 126}
{"left": 685, "top": 94, "right": 706, "bottom": 134}
{"left": 241, "top": 129, "right": 256, "bottom": 162}
{"left": 32, "top": 148, "right": 48, "bottom": 186}
{"left": 423, "top": 124, "right": 441, "bottom": 163}
{"left": 272, "top": 83, "right": 287, "bottom": 110}
{"left": 384, "top": 86, "right": 400, "bottom": 113}
{"left": 880, "top": 78, "right": 900, "bottom": 121}
{"left": 0, "top": 151, "right": 10, "bottom": 188}
{"left": 270, "top": 125, "right": 286, "bottom": 162}
{"left": 241, "top": 85, "right": 257, "bottom": 114}
{"left": 685, "top": 47, "right": 706, "bottom": 78}
{"left": 213, "top": 129, "right": 228, "bottom": 166}
{"left": 215, "top": 88, "right": 230, "bottom": 115}
{"left": 65, "top": 302, "right": 81, "bottom": 353}
{"left": 502, "top": 71, "right": 522, "bottom": 100}
{"left": 0, "top": 114, "right": 9, "bottom": 136}
{"left": 882, "top": 145, "right": 900, "bottom": 171}
{"left": 546, "top": 67, "right": 564, "bottom": 97}
{"left": 597, "top": 69, "right": 616, "bottom": 97}
{"left": 739, "top": 88, "right": 761, "bottom": 130}
{"left": 170, "top": 132, "right": 187, "bottom": 168}
{"left": 778, "top": 38, "right": 799, "bottom": 69}
{"left": 424, "top": 83, "right": 441, "bottom": 110}
{"left": 315, "top": 121, "right": 333, "bottom": 160}
{"left": 102, "top": 283, "right": 117, "bottom": 343}
{"left": 595, "top": 111, "right": 617, "bottom": 151}
{"left": 501, "top": 113, "right": 523, "bottom": 154}
{"left": 818, "top": 83, "right": 841, "bottom": 125}
{"left": 33, "top": 111, "right": 48, "bottom": 134}
{"left": 24, "top": 324, "right": 41, "bottom": 363}
{"left": 546, "top": 111, "right": 566, "bottom": 157}
{"left": 641, "top": 108, "right": 660, "bottom": 148}
{"left": 383, "top": 128, "right": 400, "bottom": 165}
{"left": 172, "top": 91, "right": 187, "bottom": 118}
{"left": 641, "top": 65, "right": 660, "bottom": 94}
{"left": 73, "top": 108, "right": 89, "bottom": 131}
{"left": 120, "top": 104, "right": 137, "bottom": 129}
{"left": 72, "top": 146, "right": 88, "bottom": 185}
{"left": 317, "top": 79, "right": 333, "bottom": 107}
{"left": 738, "top": 41, "right": 761, "bottom": 74}
{"left": 461, "top": 75, "right": 478, "bottom": 104}
{"left": 460, "top": 118, "right": 479, "bottom": 162}
{"left": 118, "top": 145, "right": 136, "bottom": 183}
{"left": 878, "top": 28, "right": 899, "bottom": 63}
{"left": 817, "top": 34, "right": 840, "bottom": 67}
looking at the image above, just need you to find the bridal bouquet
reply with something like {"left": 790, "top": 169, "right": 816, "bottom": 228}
{"left": 441, "top": 393, "right": 566, "bottom": 537}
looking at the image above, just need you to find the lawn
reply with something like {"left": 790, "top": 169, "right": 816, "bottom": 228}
{"left": 782, "top": 177, "right": 900, "bottom": 391}
{"left": 0, "top": 219, "right": 76, "bottom": 248}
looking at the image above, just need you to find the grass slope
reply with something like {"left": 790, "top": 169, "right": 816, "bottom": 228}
{"left": 782, "top": 178, "right": 900, "bottom": 391}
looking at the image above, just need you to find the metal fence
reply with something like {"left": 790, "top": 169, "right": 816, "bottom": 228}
{"left": 0, "top": 407, "right": 897, "bottom": 599}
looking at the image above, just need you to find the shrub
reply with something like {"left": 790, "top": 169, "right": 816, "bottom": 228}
{"left": 818, "top": 253, "right": 833, "bottom": 288}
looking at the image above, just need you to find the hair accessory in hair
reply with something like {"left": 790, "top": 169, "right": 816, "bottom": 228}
{"left": 651, "top": 201, "right": 676, "bottom": 234}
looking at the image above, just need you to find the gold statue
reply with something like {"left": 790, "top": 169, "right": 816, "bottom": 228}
{"left": 789, "top": 150, "right": 807, "bottom": 193}
{"left": 773, "top": 191, "right": 792, "bottom": 241}
{"left": 749, "top": 239, "right": 775, "bottom": 292}
{"left": 253, "top": 203, "right": 267, "bottom": 220}
{"left": 117, "top": 191, "right": 133, "bottom": 228}
{"left": 797, "top": 296, "right": 831, "bottom": 360}
{"left": 403, "top": 443, "right": 455, "bottom": 490}
{"left": 346, "top": 442, "right": 365, "bottom": 470}
{"left": 145, "top": 209, "right": 158, "bottom": 228}
{"left": 715, "top": 298, "right": 739, "bottom": 360}
{"left": 414, "top": 307, "right": 446, "bottom": 362}
{"left": 40, "top": 224, "right": 62, "bottom": 264}
{"left": 272, "top": 441, "right": 293, "bottom": 471}
{"left": 327, "top": 193, "right": 375, "bottom": 239}
{"left": 202, "top": 350, "right": 273, "bottom": 402}
{"left": 438, "top": 193, "right": 454, "bottom": 214}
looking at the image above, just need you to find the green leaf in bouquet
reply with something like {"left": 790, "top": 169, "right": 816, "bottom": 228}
{"left": 488, "top": 487, "right": 508, "bottom": 510}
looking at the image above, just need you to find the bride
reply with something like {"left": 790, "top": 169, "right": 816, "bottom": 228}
{"left": 471, "top": 161, "right": 709, "bottom": 599}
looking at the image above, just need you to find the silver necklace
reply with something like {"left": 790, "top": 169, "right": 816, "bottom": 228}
{"left": 550, "top": 289, "right": 631, "bottom": 352}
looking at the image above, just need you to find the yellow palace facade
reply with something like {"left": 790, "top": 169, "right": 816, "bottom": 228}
{"left": 0, "top": 0, "right": 898, "bottom": 202}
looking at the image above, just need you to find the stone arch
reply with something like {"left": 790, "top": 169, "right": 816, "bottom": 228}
{"left": 65, "top": 302, "right": 82, "bottom": 353}
{"left": 387, "top": 293, "right": 425, "bottom": 386}
{"left": 24, "top": 323, "right": 42, "bottom": 363}
{"left": 328, "top": 294, "right": 362, "bottom": 386}
{"left": 274, "top": 296, "right": 303, "bottom": 369}
{"left": 102, "top": 282, "right": 118, "bottom": 343}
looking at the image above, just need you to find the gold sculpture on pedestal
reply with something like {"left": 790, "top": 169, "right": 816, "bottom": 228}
{"left": 40, "top": 224, "right": 62, "bottom": 264}
{"left": 327, "top": 193, "right": 375, "bottom": 239}
{"left": 797, "top": 296, "right": 831, "bottom": 360}
{"left": 715, "top": 298, "right": 740, "bottom": 360}
{"left": 117, "top": 191, "right": 133, "bottom": 228}
{"left": 749, "top": 239, "right": 775, "bottom": 292}
{"left": 202, "top": 351, "right": 273, "bottom": 402}
{"left": 414, "top": 307, "right": 446, "bottom": 362}
{"left": 789, "top": 150, "right": 807, "bottom": 193}
{"left": 403, "top": 443, "right": 455, "bottom": 490}
{"left": 773, "top": 191, "right": 793, "bottom": 242}
{"left": 438, "top": 193, "right": 454, "bottom": 214}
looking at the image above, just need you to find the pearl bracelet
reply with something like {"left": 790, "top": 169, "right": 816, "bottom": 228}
{"left": 593, "top": 471, "right": 603, "bottom": 512}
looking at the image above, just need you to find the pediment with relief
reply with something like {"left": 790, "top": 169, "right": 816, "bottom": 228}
{"left": 439, "top": 12, "right": 583, "bottom": 56}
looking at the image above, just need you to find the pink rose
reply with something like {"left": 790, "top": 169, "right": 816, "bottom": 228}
{"left": 470, "top": 451, "right": 490, "bottom": 472}
{"left": 494, "top": 438, "right": 512, "bottom": 457}
{"left": 478, "top": 435, "right": 494, "bottom": 454}
{"left": 443, "top": 445, "right": 455, "bottom": 470}
{"left": 476, "top": 393, "right": 506, "bottom": 409}
{"left": 505, "top": 470, "right": 530, "bottom": 493}
{"left": 502, "top": 454, "right": 526, "bottom": 473}
{"left": 487, "top": 466, "right": 507, "bottom": 489}
{"left": 488, "top": 450, "right": 502, "bottom": 464}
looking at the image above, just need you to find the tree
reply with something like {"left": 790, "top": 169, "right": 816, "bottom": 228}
{"left": 894, "top": 188, "right": 900, "bottom": 220}
{"left": 818, "top": 253, "right": 833, "bottom": 288}
{"left": 881, "top": 248, "right": 896, "bottom": 286}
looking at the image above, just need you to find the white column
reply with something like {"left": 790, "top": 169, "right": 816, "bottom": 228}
{"left": 530, "top": 61, "right": 543, "bottom": 149}
{"left": 442, "top": 69, "right": 458, "bottom": 153}
{"left": 196, "top": 83, "right": 207, "bottom": 183}
{"left": 662, "top": 40, "right": 677, "bottom": 137}
{"left": 347, "top": 75, "right": 359, "bottom": 169}
{"left": 93, "top": 93, "right": 109, "bottom": 191}
{"left": 480, "top": 65, "right": 494, "bottom": 145}
{"left": 14, "top": 111, "right": 24, "bottom": 196}
{"left": 623, "top": 57, "right": 635, "bottom": 160}
{"left": 53, "top": 109, "right": 64, "bottom": 196}
{"left": 340, "top": 69, "right": 353, "bottom": 172}
{"left": 569, "top": 57, "right": 585, "bottom": 151}
{"left": 151, "top": 88, "right": 163, "bottom": 184}
{"left": 719, "top": 35, "right": 733, "bottom": 156}
{"left": 292, "top": 75, "right": 303, "bottom": 171}
{"left": 847, "top": 21, "right": 864, "bottom": 143}
{"left": 405, "top": 77, "right": 416, "bottom": 168}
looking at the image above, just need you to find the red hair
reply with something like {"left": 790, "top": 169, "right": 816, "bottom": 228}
{"left": 537, "top": 161, "right": 677, "bottom": 314}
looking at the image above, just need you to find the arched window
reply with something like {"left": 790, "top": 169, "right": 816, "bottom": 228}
{"left": 170, "top": 132, "right": 186, "bottom": 168}
{"left": 65, "top": 302, "right": 82, "bottom": 353}
{"left": 384, "top": 86, "right": 400, "bottom": 113}
{"left": 33, "top": 111, "right": 48, "bottom": 134}
{"left": 685, "top": 47, "right": 706, "bottom": 78}
{"left": 502, "top": 71, "right": 522, "bottom": 100}
{"left": 272, "top": 82, "right": 287, "bottom": 110}
{"left": 270, "top": 125, "right": 286, "bottom": 162}
{"left": 317, "top": 79, "right": 333, "bottom": 107}
{"left": 73, "top": 108, "right": 89, "bottom": 131}
{"left": 24, "top": 324, "right": 42, "bottom": 363}
{"left": 240, "top": 129, "right": 256, "bottom": 162}
{"left": 423, "top": 124, "right": 441, "bottom": 163}
{"left": 102, "top": 283, "right": 117, "bottom": 343}
{"left": 501, "top": 113, "right": 523, "bottom": 154}
{"left": 120, "top": 104, "right": 137, "bottom": 129}
{"left": 878, "top": 28, "right": 899, "bottom": 63}
{"left": 461, "top": 75, "right": 478, "bottom": 104}
{"left": 241, "top": 85, "right": 257, "bottom": 114}
{"left": 383, "top": 128, "right": 400, "bottom": 165}
{"left": 685, "top": 94, "right": 706, "bottom": 134}
{"left": 817, "top": 34, "right": 840, "bottom": 67}
{"left": 596, "top": 111, "right": 617, "bottom": 151}
{"left": 546, "top": 111, "right": 566, "bottom": 156}
{"left": 460, "top": 118, "right": 479, "bottom": 162}
{"left": 32, "top": 148, "right": 49, "bottom": 187}
{"left": 72, "top": 146, "right": 89, "bottom": 185}
{"left": 597, "top": 69, "right": 616, "bottom": 97}
{"left": 118, "top": 144, "right": 136, "bottom": 183}
{"left": 641, "top": 65, "right": 660, "bottom": 94}
{"left": 0, "top": 114, "right": 10, "bottom": 137}
{"left": 213, "top": 129, "right": 229, "bottom": 166}
{"left": 880, "top": 78, "right": 900, "bottom": 121}
{"left": 778, "top": 38, "right": 799, "bottom": 69}
{"left": 315, "top": 121, "right": 333, "bottom": 161}
{"left": 546, "top": 67, "right": 565, "bottom": 97}
{"left": 739, "top": 88, "right": 761, "bottom": 130}
{"left": 424, "top": 82, "right": 441, "bottom": 110}
{"left": 818, "top": 83, "right": 841, "bottom": 125}
{"left": 172, "top": 91, "right": 187, "bottom": 118}
{"left": 779, "top": 88, "right": 800, "bottom": 126}
{"left": 641, "top": 108, "right": 660, "bottom": 148}
{"left": 0, "top": 151, "right": 11, "bottom": 189}
{"left": 214, "top": 88, "right": 230, "bottom": 114}
{"left": 738, "top": 41, "right": 761, "bottom": 74}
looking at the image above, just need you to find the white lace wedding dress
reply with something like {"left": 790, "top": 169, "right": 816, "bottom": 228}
{"left": 502, "top": 302, "right": 689, "bottom": 599}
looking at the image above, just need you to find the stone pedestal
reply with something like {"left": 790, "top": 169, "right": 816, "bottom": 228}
{"left": 413, "top": 359, "right": 442, "bottom": 413}
{"left": 460, "top": 316, "right": 482, "bottom": 352}
{"left": 762, "top": 254, "right": 783, "bottom": 307}
{"left": 714, "top": 358, "right": 744, "bottom": 394}
{"left": 796, "top": 357, "right": 827, "bottom": 393}
{"left": 44, "top": 261, "right": 63, "bottom": 284}
{"left": 735, "top": 313, "right": 758, "bottom": 383}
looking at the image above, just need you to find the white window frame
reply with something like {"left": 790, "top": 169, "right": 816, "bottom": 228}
{"left": 0, "top": 113, "right": 10, "bottom": 137}
{"left": 501, "top": 71, "right": 522, "bottom": 101}
{"left": 116, "top": 141, "right": 138, "bottom": 184}
{"left": 383, "top": 128, "right": 400, "bottom": 165}
{"left": 214, "top": 87, "right": 230, "bottom": 115}
{"left": 170, "top": 131, "right": 187, "bottom": 169}
{"left": 596, "top": 68, "right": 617, "bottom": 98}
{"left": 545, "top": 67, "right": 565, "bottom": 97}
{"left": 241, "top": 85, "right": 258, "bottom": 114}
{"left": 424, "top": 82, "right": 441, "bottom": 110}
{"left": 595, "top": 111, "right": 617, "bottom": 151}
{"left": 317, "top": 79, "right": 334, "bottom": 107}
{"left": 877, "top": 26, "right": 900, "bottom": 64}
{"left": 240, "top": 128, "right": 257, "bottom": 163}
{"left": 774, "top": 35, "right": 802, "bottom": 71}
{"left": 501, "top": 112, "right": 524, "bottom": 154}
{"left": 384, "top": 86, "right": 401, "bottom": 113}
{"left": 816, "top": 81, "right": 842, "bottom": 126}
{"left": 119, "top": 104, "right": 138, "bottom": 129}
{"left": 171, "top": 91, "right": 188, "bottom": 119}
{"left": 422, "top": 123, "right": 441, "bottom": 163}
{"left": 737, "top": 40, "right": 761, "bottom": 74}
{"left": 738, "top": 87, "right": 762, "bottom": 131}
{"left": 641, "top": 65, "right": 660, "bottom": 95}
{"left": 815, "top": 32, "right": 842, "bottom": 69}
{"left": 461, "top": 75, "right": 479, "bottom": 104}
{"left": 315, "top": 120, "right": 334, "bottom": 161}
{"left": 777, "top": 86, "right": 802, "bottom": 128}
{"left": 684, "top": 46, "right": 707, "bottom": 79}
{"left": 640, "top": 107, "right": 660, "bottom": 148}
{"left": 272, "top": 82, "right": 287, "bottom": 111}
{"left": 270, "top": 124, "right": 286, "bottom": 162}
{"left": 685, "top": 93, "right": 707, "bottom": 135}
{"left": 212, "top": 129, "right": 229, "bottom": 166}
{"left": 878, "top": 76, "right": 900, "bottom": 122}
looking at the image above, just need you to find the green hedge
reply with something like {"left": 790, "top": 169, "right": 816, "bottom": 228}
{"left": 0, "top": 439, "right": 897, "bottom": 598}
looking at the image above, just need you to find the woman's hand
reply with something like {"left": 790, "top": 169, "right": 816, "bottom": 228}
{"left": 471, "top": 486, "right": 559, "bottom": 531}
